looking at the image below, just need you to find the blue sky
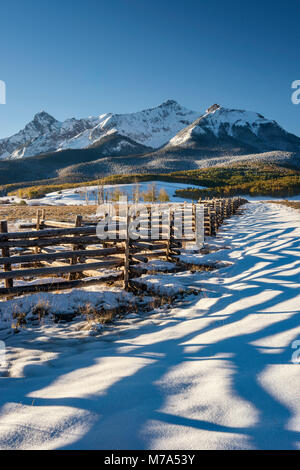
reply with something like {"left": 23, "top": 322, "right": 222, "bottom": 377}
{"left": 0, "top": 0, "right": 299, "bottom": 138}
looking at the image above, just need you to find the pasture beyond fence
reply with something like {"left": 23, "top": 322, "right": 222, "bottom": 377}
{"left": 0, "top": 197, "right": 247, "bottom": 298}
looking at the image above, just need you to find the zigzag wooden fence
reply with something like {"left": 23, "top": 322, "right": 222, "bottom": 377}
{"left": 0, "top": 197, "right": 247, "bottom": 298}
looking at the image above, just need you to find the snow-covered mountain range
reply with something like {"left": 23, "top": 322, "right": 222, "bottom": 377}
{"left": 0, "top": 100, "right": 299, "bottom": 185}
{"left": 0, "top": 100, "right": 200, "bottom": 160}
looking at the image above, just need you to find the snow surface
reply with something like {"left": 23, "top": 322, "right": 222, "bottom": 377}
{"left": 0, "top": 202, "right": 300, "bottom": 449}
{"left": 0, "top": 284, "right": 132, "bottom": 324}
{"left": 23, "top": 181, "right": 206, "bottom": 206}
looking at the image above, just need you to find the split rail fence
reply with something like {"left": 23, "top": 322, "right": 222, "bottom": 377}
{"left": 0, "top": 197, "right": 247, "bottom": 298}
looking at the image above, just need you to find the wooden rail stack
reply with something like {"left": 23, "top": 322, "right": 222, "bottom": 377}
{"left": 0, "top": 197, "right": 247, "bottom": 298}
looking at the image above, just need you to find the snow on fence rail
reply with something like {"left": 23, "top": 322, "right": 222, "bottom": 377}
{"left": 0, "top": 197, "right": 247, "bottom": 298}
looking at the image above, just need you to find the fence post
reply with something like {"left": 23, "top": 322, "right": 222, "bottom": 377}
{"left": 36, "top": 209, "right": 41, "bottom": 231}
{"left": 69, "top": 215, "right": 83, "bottom": 281}
{"left": 124, "top": 208, "right": 131, "bottom": 290}
{"left": 148, "top": 205, "right": 152, "bottom": 239}
{"left": 210, "top": 206, "right": 217, "bottom": 236}
{"left": 167, "top": 209, "right": 182, "bottom": 260}
{"left": 192, "top": 203, "right": 196, "bottom": 240}
{"left": 41, "top": 209, "right": 46, "bottom": 225}
{"left": 181, "top": 203, "right": 186, "bottom": 248}
{"left": 207, "top": 206, "right": 212, "bottom": 236}
{"left": 0, "top": 221, "right": 13, "bottom": 290}
{"left": 166, "top": 208, "right": 171, "bottom": 260}
{"left": 195, "top": 204, "right": 204, "bottom": 248}
{"left": 34, "top": 210, "right": 42, "bottom": 263}
{"left": 223, "top": 200, "right": 227, "bottom": 219}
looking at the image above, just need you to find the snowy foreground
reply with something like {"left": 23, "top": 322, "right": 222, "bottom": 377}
{"left": 0, "top": 202, "right": 300, "bottom": 450}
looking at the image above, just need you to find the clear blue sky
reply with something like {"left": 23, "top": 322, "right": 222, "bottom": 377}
{"left": 1, "top": 0, "right": 300, "bottom": 138}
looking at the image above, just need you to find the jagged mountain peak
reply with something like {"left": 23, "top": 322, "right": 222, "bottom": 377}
{"left": 0, "top": 101, "right": 201, "bottom": 160}
{"left": 33, "top": 110, "right": 55, "bottom": 120}
{"left": 89, "top": 100, "right": 200, "bottom": 148}
{"left": 159, "top": 99, "right": 179, "bottom": 107}
{"left": 28, "top": 111, "right": 58, "bottom": 130}
{"left": 200, "top": 106, "right": 280, "bottom": 136}
{"left": 166, "top": 105, "right": 299, "bottom": 154}
{"left": 168, "top": 105, "right": 275, "bottom": 144}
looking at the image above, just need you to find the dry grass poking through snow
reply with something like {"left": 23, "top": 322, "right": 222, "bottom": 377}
{"left": 0, "top": 204, "right": 98, "bottom": 222}
{"left": 2, "top": 288, "right": 184, "bottom": 335}
{"left": 265, "top": 200, "right": 300, "bottom": 212}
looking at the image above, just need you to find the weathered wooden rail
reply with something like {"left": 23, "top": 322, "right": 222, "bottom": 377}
{"left": 0, "top": 197, "right": 247, "bottom": 298}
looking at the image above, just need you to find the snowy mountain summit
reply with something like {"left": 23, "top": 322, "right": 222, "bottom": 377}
{"left": 0, "top": 100, "right": 200, "bottom": 160}
{"left": 0, "top": 111, "right": 99, "bottom": 160}
{"left": 166, "top": 105, "right": 300, "bottom": 153}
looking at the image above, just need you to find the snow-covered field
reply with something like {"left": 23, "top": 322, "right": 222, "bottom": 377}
{"left": 0, "top": 202, "right": 299, "bottom": 450}
{"left": 2, "top": 181, "right": 300, "bottom": 208}
{"left": 19, "top": 181, "right": 205, "bottom": 206}
{"left": 2, "top": 180, "right": 299, "bottom": 208}
{"left": 40, "top": 184, "right": 300, "bottom": 205}
{"left": 243, "top": 194, "right": 300, "bottom": 202}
